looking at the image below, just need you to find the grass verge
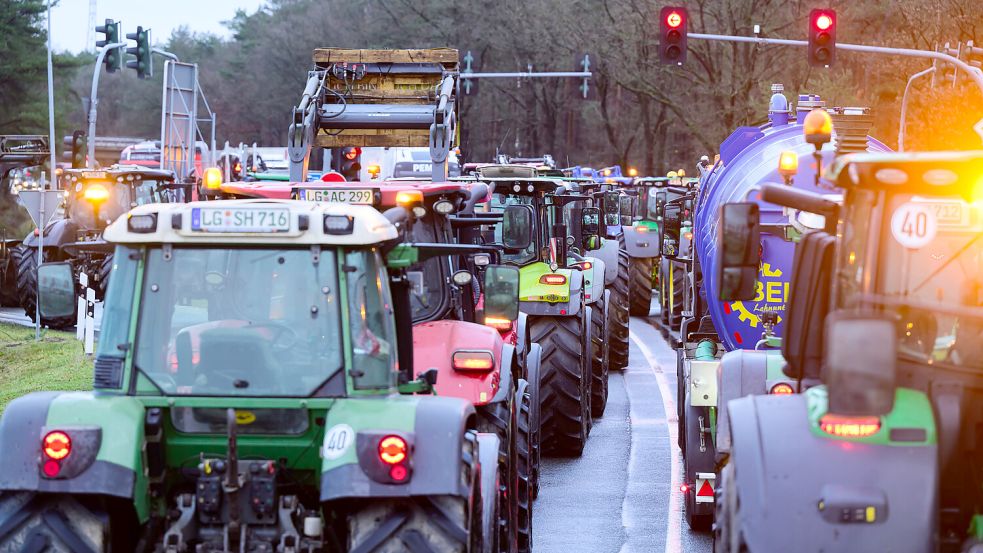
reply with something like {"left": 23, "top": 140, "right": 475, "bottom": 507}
{"left": 0, "top": 323, "right": 92, "bottom": 414}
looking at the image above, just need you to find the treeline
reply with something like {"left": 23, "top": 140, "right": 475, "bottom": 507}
{"left": 6, "top": 0, "right": 983, "bottom": 177}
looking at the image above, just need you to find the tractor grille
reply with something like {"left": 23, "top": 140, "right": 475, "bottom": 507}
{"left": 93, "top": 355, "right": 123, "bottom": 389}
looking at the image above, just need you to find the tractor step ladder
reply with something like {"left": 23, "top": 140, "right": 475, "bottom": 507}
{"left": 288, "top": 48, "right": 459, "bottom": 182}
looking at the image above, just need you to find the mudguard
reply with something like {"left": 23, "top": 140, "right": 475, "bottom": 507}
{"left": 515, "top": 311, "right": 529, "bottom": 360}
{"left": 727, "top": 393, "right": 936, "bottom": 552}
{"left": 21, "top": 218, "right": 79, "bottom": 249}
{"left": 714, "top": 349, "right": 772, "bottom": 459}
{"left": 582, "top": 257, "right": 605, "bottom": 305}
{"left": 519, "top": 269, "right": 583, "bottom": 317}
{"left": 621, "top": 225, "right": 660, "bottom": 258}
{"left": 320, "top": 396, "right": 476, "bottom": 501}
{"left": 0, "top": 392, "right": 147, "bottom": 517}
{"left": 588, "top": 238, "right": 621, "bottom": 286}
{"left": 413, "top": 320, "right": 507, "bottom": 405}
{"left": 524, "top": 343, "right": 543, "bottom": 439}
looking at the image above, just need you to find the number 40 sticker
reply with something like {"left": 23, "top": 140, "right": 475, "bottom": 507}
{"left": 891, "top": 203, "right": 937, "bottom": 249}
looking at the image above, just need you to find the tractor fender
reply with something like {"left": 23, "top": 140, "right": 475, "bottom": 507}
{"left": 582, "top": 257, "right": 605, "bottom": 305}
{"left": 515, "top": 311, "right": 529, "bottom": 362}
{"left": 714, "top": 349, "right": 771, "bottom": 460}
{"left": 726, "top": 393, "right": 937, "bottom": 552}
{"left": 589, "top": 238, "right": 621, "bottom": 286}
{"left": 621, "top": 225, "right": 660, "bottom": 258}
{"left": 0, "top": 392, "right": 146, "bottom": 512}
{"left": 21, "top": 218, "right": 78, "bottom": 250}
{"left": 524, "top": 343, "right": 543, "bottom": 435}
{"left": 488, "top": 343, "right": 516, "bottom": 406}
{"left": 320, "top": 396, "right": 477, "bottom": 502}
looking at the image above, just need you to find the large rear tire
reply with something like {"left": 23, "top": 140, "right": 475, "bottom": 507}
{"left": 628, "top": 257, "right": 654, "bottom": 316}
{"left": 0, "top": 492, "right": 132, "bottom": 552}
{"left": 13, "top": 246, "right": 76, "bottom": 330}
{"left": 476, "top": 393, "right": 517, "bottom": 553}
{"left": 347, "top": 431, "right": 484, "bottom": 553}
{"left": 514, "top": 384, "right": 533, "bottom": 553}
{"left": 667, "top": 261, "right": 685, "bottom": 329}
{"left": 0, "top": 252, "right": 18, "bottom": 307}
{"left": 529, "top": 315, "right": 590, "bottom": 457}
{"left": 607, "top": 249, "right": 631, "bottom": 370}
{"left": 589, "top": 299, "right": 608, "bottom": 418}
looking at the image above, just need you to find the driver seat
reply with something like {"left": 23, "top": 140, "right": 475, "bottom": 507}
{"left": 195, "top": 327, "right": 279, "bottom": 393}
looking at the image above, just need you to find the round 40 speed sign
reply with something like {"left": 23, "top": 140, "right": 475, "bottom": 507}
{"left": 890, "top": 202, "right": 938, "bottom": 249}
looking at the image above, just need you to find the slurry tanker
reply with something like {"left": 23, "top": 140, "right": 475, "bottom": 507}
{"left": 675, "top": 84, "right": 890, "bottom": 529}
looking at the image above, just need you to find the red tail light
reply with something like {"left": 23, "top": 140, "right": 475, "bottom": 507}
{"left": 540, "top": 274, "right": 567, "bottom": 285}
{"left": 379, "top": 436, "right": 407, "bottom": 465}
{"left": 43, "top": 431, "right": 71, "bottom": 460}
{"left": 819, "top": 414, "right": 881, "bottom": 438}
{"left": 769, "top": 382, "right": 795, "bottom": 395}
{"left": 452, "top": 350, "right": 495, "bottom": 371}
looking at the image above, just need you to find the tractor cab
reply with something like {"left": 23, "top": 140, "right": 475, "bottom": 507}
{"left": 715, "top": 150, "right": 983, "bottom": 552}
{"left": 60, "top": 167, "right": 178, "bottom": 234}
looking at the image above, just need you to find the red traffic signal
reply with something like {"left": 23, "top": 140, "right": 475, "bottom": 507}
{"left": 659, "top": 6, "right": 688, "bottom": 66}
{"left": 808, "top": 9, "right": 836, "bottom": 67}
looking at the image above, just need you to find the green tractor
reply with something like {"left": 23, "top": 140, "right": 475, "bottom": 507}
{"left": 479, "top": 169, "right": 600, "bottom": 455}
{"left": 0, "top": 198, "right": 517, "bottom": 552}
{"left": 653, "top": 173, "right": 699, "bottom": 334}
{"left": 714, "top": 150, "right": 983, "bottom": 552}
{"left": 12, "top": 166, "right": 179, "bottom": 328}
{"left": 621, "top": 178, "right": 663, "bottom": 317}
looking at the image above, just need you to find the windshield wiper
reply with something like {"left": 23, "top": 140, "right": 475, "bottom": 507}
{"left": 908, "top": 233, "right": 982, "bottom": 295}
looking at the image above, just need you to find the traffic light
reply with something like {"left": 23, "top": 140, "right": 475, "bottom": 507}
{"left": 95, "top": 19, "right": 122, "bottom": 73}
{"left": 337, "top": 147, "right": 362, "bottom": 180}
{"left": 70, "top": 131, "right": 87, "bottom": 169}
{"left": 808, "top": 9, "right": 836, "bottom": 68}
{"left": 659, "top": 7, "right": 688, "bottom": 65}
{"left": 126, "top": 26, "right": 153, "bottom": 79}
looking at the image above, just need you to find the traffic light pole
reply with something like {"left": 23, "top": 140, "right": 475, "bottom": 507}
{"left": 86, "top": 42, "right": 126, "bottom": 168}
{"left": 686, "top": 33, "right": 983, "bottom": 95}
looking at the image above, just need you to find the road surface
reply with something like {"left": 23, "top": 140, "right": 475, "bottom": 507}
{"left": 532, "top": 314, "right": 713, "bottom": 553}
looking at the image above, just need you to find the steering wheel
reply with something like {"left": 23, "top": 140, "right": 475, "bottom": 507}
{"left": 246, "top": 321, "right": 300, "bottom": 350}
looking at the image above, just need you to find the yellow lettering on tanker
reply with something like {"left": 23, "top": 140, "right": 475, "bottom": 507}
{"left": 753, "top": 281, "right": 765, "bottom": 302}
{"left": 766, "top": 281, "right": 783, "bottom": 303}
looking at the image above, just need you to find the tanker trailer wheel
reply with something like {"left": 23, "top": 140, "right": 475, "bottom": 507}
{"left": 13, "top": 246, "right": 76, "bottom": 330}
{"left": 607, "top": 249, "right": 631, "bottom": 370}
{"left": 683, "top": 397, "right": 716, "bottom": 532}
{"left": 628, "top": 257, "right": 655, "bottom": 316}
{"left": 676, "top": 348, "right": 686, "bottom": 450}
{"left": 0, "top": 491, "right": 135, "bottom": 552}
{"left": 529, "top": 314, "right": 590, "bottom": 457}
{"left": 589, "top": 297, "right": 609, "bottom": 417}
{"left": 514, "top": 383, "right": 534, "bottom": 553}
{"left": 347, "top": 430, "right": 485, "bottom": 553}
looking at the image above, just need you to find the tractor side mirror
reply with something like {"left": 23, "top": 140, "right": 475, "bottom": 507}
{"left": 825, "top": 311, "right": 897, "bottom": 416}
{"left": 716, "top": 203, "right": 760, "bottom": 301}
{"left": 502, "top": 204, "right": 534, "bottom": 252}
{"left": 483, "top": 265, "right": 520, "bottom": 322}
{"left": 580, "top": 207, "right": 601, "bottom": 250}
{"left": 37, "top": 262, "right": 76, "bottom": 320}
{"left": 661, "top": 204, "right": 682, "bottom": 258}
{"left": 619, "top": 195, "right": 634, "bottom": 227}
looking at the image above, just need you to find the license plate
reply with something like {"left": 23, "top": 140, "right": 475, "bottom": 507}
{"left": 914, "top": 199, "right": 969, "bottom": 227}
{"left": 299, "top": 188, "right": 374, "bottom": 204}
{"left": 412, "top": 163, "right": 432, "bottom": 173}
{"left": 190, "top": 207, "right": 290, "bottom": 233}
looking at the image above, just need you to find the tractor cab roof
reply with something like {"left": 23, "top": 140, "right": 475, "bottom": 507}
{"left": 480, "top": 176, "right": 571, "bottom": 197}
{"left": 104, "top": 199, "right": 398, "bottom": 246}
{"left": 827, "top": 150, "right": 983, "bottom": 201}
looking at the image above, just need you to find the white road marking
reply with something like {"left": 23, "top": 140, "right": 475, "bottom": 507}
{"left": 630, "top": 328, "right": 683, "bottom": 553}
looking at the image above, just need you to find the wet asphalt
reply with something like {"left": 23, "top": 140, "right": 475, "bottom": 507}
{"left": 532, "top": 312, "right": 713, "bottom": 553}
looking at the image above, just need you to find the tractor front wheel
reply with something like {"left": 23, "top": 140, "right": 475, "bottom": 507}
{"left": 607, "top": 250, "right": 631, "bottom": 370}
{"left": 628, "top": 257, "right": 655, "bottom": 316}
{"left": 13, "top": 246, "right": 76, "bottom": 330}
{"left": 530, "top": 314, "right": 590, "bottom": 457}
{"left": 514, "top": 383, "right": 534, "bottom": 552}
{"left": 589, "top": 299, "right": 609, "bottom": 417}
{"left": 347, "top": 431, "right": 485, "bottom": 553}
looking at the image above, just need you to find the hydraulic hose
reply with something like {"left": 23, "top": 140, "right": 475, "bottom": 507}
{"left": 695, "top": 339, "right": 716, "bottom": 361}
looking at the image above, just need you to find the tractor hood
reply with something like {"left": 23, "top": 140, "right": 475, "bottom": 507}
{"left": 413, "top": 320, "right": 505, "bottom": 406}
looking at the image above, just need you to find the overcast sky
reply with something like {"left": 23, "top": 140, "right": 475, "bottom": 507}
{"left": 50, "top": 0, "right": 267, "bottom": 53}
